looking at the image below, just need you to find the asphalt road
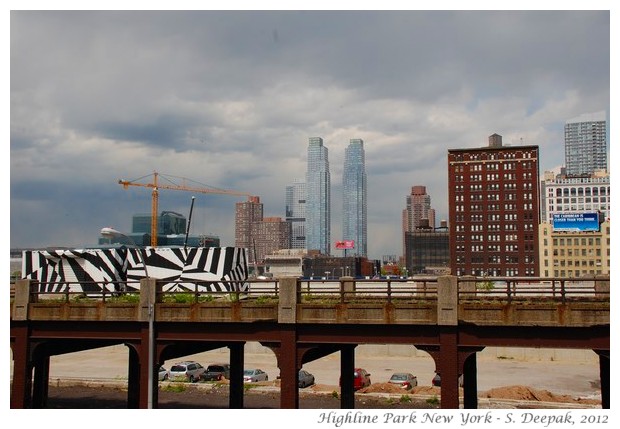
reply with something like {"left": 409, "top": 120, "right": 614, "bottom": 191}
{"left": 15, "top": 343, "right": 602, "bottom": 400}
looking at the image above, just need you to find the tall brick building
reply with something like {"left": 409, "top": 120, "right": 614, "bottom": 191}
{"left": 447, "top": 134, "right": 540, "bottom": 277}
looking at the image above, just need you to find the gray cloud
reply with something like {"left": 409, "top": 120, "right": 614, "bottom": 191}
{"left": 10, "top": 9, "right": 611, "bottom": 260}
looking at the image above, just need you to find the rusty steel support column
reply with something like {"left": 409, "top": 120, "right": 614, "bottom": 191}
{"left": 279, "top": 326, "right": 300, "bottom": 409}
{"left": 229, "top": 342, "right": 245, "bottom": 409}
{"left": 340, "top": 345, "right": 356, "bottom": 409}
{"left": 462, "top": 352, "right": 478, "bottom": 409}
{"left": 31, "top": 352, "right": 50, "bottom": 408}
{"left": 597, "top": 350, "right": 609, "bottom": 409}
{"left": 439, "top": 328, "right": 460, "bottom": 408}
{"left": 10, "top": 280, "right": 34, "bottom": 409}
{"left": 437, "top": 276, "right": 460, "bottom": 409}
{"left": 127, "top": 344, "right": 140, "bottom": 408}
{"left": 137, "top": 324, "right": 152, "bottom": 409}
{"left": 10, "top": 324, "right": 32, "bottom": 408}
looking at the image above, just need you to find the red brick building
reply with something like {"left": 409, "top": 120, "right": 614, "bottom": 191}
{"left": 447, "top": 134, "right": 540, "bottom": 277}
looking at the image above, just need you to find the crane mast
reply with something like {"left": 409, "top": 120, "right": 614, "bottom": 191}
{"left": 118, "top": 171, "right": 252, "bottom": 247}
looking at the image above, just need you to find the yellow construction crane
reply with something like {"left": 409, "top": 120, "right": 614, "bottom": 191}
{"left": 118, "top": 171, "right": 253, "bottom": 246}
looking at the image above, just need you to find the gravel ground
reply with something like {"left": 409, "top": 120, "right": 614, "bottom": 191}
{"left": 39, "top": 380, "right": 601, "bottom": 410}
{"left": 44, "top": 384, "right": 439, "bottom": 409}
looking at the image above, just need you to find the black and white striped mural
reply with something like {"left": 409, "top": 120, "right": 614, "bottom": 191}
{"left": 22, "top": 247, "right": 249, "bottom": 293}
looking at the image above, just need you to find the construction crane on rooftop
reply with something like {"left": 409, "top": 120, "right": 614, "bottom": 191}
{"left": 118, "top": 171, "right": 254, "bottom": 247}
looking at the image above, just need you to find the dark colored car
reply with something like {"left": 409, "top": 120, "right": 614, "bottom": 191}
{"left": 432, "top": 373, "right": 463, "bottom": 387}
{"left": 298, "top": 369, "right": 315, "bottom": 388}
{"left": 202, "top": 364, "right": 231, "bottom": 381}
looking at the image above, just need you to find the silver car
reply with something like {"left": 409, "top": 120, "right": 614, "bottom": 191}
{"left": 243, "top": 368, "right": 268, "bottom": 382}
{"left": 388, "top": 372, "right": 417, "bottom": 390}
{"left": 169, "top": 361, "right": 207, "bottom": 383}
{"left": 158, "top": 366, "right": 169, "bottom": 381}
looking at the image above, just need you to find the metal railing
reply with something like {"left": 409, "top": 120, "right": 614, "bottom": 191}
{"left": 15, "top": 276, "right": 609, "bottom": 305}
{"left": 458, "top": 276, "right": 610, "bottom": 304}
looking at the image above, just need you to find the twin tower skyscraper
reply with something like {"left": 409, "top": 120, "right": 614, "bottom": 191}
{"left": 286, "top": 137, "right": 367, "bottom": 257}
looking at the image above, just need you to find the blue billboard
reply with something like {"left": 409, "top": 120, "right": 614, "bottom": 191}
{"left": 552, "top": 212, "right": 600, "bottom": 232}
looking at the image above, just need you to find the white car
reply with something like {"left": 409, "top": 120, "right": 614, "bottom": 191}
{"left": 158, "top": 366, "right": 169, "bottom": 381}
{"left": 243, "top": 368, "right": 268, "bottom": 382}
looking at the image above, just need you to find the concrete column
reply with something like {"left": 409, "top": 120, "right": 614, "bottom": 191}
{"left": 138, "top": 278, "right": 158, "bottom": 408}
{"left": 342, "top": 276, "right": 355, "bottom": 299}
{"left": 278, "top": 277, "right": 298, "bottom": 323}
{"left": 12, "top": 279, "right": 34, "bottom": 321}
{"left": 437, "top": 275, "right": 458, "bottom": 326}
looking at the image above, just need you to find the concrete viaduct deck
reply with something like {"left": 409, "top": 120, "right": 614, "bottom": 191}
{"left": 9, "top": 276, "right": 610, "bottom": 409}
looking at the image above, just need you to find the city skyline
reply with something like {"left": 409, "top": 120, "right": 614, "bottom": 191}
{"left": 9, "top": 9, "right": 611, "bottom": 260}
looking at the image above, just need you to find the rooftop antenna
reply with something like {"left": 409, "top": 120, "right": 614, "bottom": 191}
{"left": 184, "top": 196, "right": 196, "bottom": 251}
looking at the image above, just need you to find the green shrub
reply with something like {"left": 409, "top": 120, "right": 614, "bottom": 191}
{"left": 426, "top": 395, "right": 439, "bottom": 406}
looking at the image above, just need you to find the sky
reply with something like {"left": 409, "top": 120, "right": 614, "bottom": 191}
{"left": 8, "top": 4, "right": 613, "bottom": 261}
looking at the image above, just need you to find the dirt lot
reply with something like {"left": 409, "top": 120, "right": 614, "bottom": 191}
{"left": 41, "top": 379, "right": 601, "bottom": 409}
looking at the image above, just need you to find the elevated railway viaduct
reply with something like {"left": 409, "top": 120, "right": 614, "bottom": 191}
{"left": 10, "top": 276, "right": 610, "bottom": 409}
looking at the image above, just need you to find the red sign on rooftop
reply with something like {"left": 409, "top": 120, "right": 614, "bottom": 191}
{"left": 335, "top": 240, "right": 355, "bottom": 249}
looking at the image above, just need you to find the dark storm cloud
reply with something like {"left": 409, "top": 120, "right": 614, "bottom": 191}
{"left": 9, "top": 8, "right": 611, "bottom": 258}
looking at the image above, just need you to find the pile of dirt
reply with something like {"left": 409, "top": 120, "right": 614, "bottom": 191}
{"left": 359, "top": 383, "right": 411, "bottom": 394}
{"left": 308, "top": 383, "right": 600, "bottom": 406}
{"left": 481, "top": 385, "right": 600, "bottom": 405}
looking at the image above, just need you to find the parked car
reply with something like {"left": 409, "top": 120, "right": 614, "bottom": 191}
{"left": 340, "top": 368, "right": 372, "bottom": 390}
{"left": 169, "top": 361, "right": 207, "bottom": 382}
{"left": 202, "top": 363, "right": 231, "bottom": 381}
{"left": 388, "top": 372, "right": 417, "bottom": 390}
{"left": 158, "top": 366, "right": 169, "bottom": 381}
{"left": 243, "top": 368, "right": 269, "bottom": 382}
{"left": 298, "top": 369, "right": 315, "bottom": 388}
{"left": 432, "top": 373, "right": 463, "bottom": 387}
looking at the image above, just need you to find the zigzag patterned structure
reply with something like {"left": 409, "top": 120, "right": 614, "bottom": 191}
{"left": 22, "top": 247, "right": 249, "bottom": 293}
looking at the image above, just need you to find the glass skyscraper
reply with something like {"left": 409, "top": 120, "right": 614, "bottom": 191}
{"left": 564, "top": 111, "right": 607, "bottom": 176}
{"left": 285, "top": 179, "right": 306, "bottom": 249}
{"left": 342, "top": 139, "right": 367, "bottom": 257}
{"left": 305, "top": 137, "right": 331, "bottom": 255}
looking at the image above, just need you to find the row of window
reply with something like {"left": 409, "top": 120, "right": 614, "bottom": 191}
{"left": 547, "top": 186, "right": 609, "bottom": 196}
{"left": 451, "top": 151, "right": 536, "bottom": 162}
{"left": 544, "top": 269, "right": 608, "bottom": 277}
{"left": 456, "top": 183, "right": 534, "bottom": 192}
{"left": 453, "top": 172, "right": 535, "bottom": 182}
{"left": 454, "top": 203, "right": 534, "bottom": 211}
{"left": 464, "top": 161, "right": 535, "bottom": 171}
{"left": 455, "top": 254, "right": 534, "bottom": 264}
{"left": 455, "top": 267, "right": 536, "bottom": 276}
{"left": 456, "top": 224, "right": 535, "bottom": 233}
